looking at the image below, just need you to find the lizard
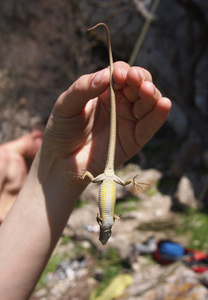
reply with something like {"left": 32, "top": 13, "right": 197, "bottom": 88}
{"left": 78, "top": 23, "right": 144, "bottom": 245}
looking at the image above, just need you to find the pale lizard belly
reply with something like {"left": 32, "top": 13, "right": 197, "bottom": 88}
{"left": 98, "top": 178, "right": 116, "bottom": 230}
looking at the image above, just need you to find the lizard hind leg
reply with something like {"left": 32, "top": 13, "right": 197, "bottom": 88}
{"left": 96, "top": 214, "right": 112, "bottom": 245}
{"left": 96, "top": 213, "right": 103, "bottom": 226}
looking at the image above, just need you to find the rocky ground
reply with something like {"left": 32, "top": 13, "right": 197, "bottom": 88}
{"left": 29, "top": 163, "right": 208, "bottom": 300}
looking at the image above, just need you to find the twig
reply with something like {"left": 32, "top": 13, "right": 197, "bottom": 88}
{"left": 128, "top": 0, "right": 161, "bottom": 66}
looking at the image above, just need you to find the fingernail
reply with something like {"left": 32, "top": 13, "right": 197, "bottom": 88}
{"left": 92, "top": 68, "right": 107, "bottom": 86}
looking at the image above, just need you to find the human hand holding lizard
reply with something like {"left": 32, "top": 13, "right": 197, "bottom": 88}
{"left": 42, "top": 59, "right": 171, "bottom": 245}
{"left": 42, "top": 61, "right": 171, "bottom": 182}
{"left": 0, "top": 61, "right": 171, "bottom": 299}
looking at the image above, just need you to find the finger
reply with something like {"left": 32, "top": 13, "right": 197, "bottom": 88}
{"left": 135, "top": 97, "right": 172, "bottom": 148}
{"left": 133, "top": 81, "right": 162, "bottom": 120}
{"left": 127, "top": 66, "right": 153, "bottom": 85}
{"left": 99, "top": 62, "right": 130, "bottom": 103}
{"left": 113, "top": 61, "right": 130, "bottom": 89}
{"left": 53, "top": 68, "right": 110, "bottom": 117}
{"left": 123, "top": 67, "right": 153, "bottom": 102}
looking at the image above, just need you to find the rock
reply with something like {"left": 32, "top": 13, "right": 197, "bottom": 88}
{"left": 167, "top": 101, "right": 188, "bottom": 137}
{"left": 34, "top": 288, "right": 47, "bottom": 298}
{"left": 125, "top": 264, "right": 208, "bottom": 300}
{"left": 116, "top": 164, "right": 162, "bottom": 198}
{"left": 195, "top": 84, "right": 208, "bottom": 118}
{"left": 203, "top": 150, "right": 208, "bottom": 167}
{"left": 80, "top": 181, "right": 99, "bottom": 203}
{"left": 171, "top": 140, "right": 203, "bottom": 178}
{"left": 199, "top": 271, "right": 208, "bottom": 288}
{"left": 174, "top": 175, "right": 198, "bottom": 209}
{"left": 142, "top": 265, "right": 208, "bottom": 300}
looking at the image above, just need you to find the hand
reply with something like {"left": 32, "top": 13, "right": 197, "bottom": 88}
{"left": 0, "top": 130, "right": 43, "bottom": 222}
{"left": 41, "top": 61, "right": 171, "bottom": 182}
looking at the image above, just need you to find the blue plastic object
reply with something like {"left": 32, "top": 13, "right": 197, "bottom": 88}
{"left": 159, "top": 242, "right": 185, "bottom": 258}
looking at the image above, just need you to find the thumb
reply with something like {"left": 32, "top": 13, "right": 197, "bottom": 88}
{"left": 53, "top": 68, "right": 110, "bottom": 117}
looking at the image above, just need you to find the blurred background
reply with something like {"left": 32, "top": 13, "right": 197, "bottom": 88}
{"left": 0, "top": 0, "right": 208, "bottom": 299}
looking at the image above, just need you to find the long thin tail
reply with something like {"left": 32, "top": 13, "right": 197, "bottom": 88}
{"left": 87, "top": 23, "right": 116, "bottom": 173}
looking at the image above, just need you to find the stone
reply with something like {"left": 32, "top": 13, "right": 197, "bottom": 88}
{"left": 174, "top": 175, "right": 197, "bottom": 209}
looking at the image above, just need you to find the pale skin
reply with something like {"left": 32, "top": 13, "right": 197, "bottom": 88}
{"left": 0, "top": 61, "right": 171, "bottom": 299}
{"left": 0, "top": 130, "right": 43, "bottom": 223}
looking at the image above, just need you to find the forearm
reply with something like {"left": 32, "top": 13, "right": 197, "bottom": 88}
{"left": 0, "top": 150, "right": 86, "bottom": 299}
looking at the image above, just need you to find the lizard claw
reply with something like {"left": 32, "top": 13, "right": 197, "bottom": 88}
{"left": 68, "top": 171, "right": 82, "bottom": 180}
{"left": 132, "top": 175, "right": 151, "bottom": 191}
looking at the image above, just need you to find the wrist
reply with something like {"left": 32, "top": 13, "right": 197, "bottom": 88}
{"left": 34, "top": 148, "right": 88, "bottom": 207}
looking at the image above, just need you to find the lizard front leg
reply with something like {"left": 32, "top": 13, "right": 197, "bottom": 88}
{"left": 78, "top": 170, "right": 95, "bottom": 181}
{"left": 76, "top": 170, "right": 106, "bottom": 183}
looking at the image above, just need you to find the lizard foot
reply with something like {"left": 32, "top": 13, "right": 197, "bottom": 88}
{"left": 72, "top": 169, "right": 95, "bottom": 181}
{"left": 131, "top": 175, "right": 151, "bottom": 191}
{"left": 96, "top": 214, "right": 103, "bottom": 226}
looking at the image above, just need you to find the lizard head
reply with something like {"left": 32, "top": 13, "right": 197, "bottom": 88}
{"left": 99, "top": 228, "right": 112, "bottom": 245}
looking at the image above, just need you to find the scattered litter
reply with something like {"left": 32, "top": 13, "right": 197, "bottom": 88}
{"left": 84, "top": 224, "right": 99, "bottom": 233}
{"left": 133, "top": 236, "right": 157, "bottom": 254}
{"left": 134, "top": 237, "right": 208, "bottom": 274}
{"left": 45, "top": 256, "right": 87, "bottom": 283}
{"left": 90, "top": 274, "right": 133, "bottom": 300}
